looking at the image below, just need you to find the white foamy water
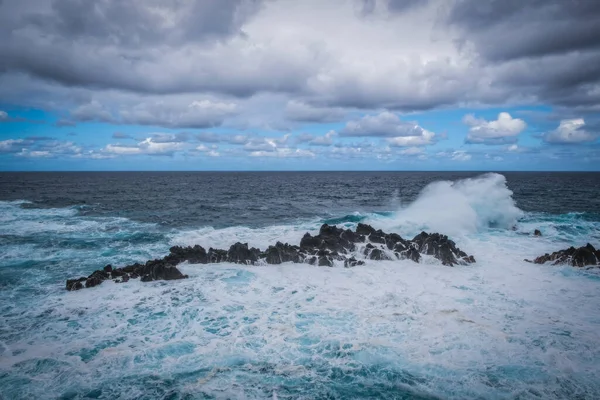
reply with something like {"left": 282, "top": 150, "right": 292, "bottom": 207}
{"left": 1, "top": 174, "right": 599, "bottom": 399}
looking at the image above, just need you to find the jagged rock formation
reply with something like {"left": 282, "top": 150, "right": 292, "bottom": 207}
{"left": 65, "top": 223, "right": 476, "bottom": 291}
{"left": 529, "top": 243, "right": 600, "bottom": 268}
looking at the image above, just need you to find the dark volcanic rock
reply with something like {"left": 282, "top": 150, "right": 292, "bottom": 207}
{"left": 534, "top": 229, "right": 542, "bottom": 237}
{"left": 263, "top": 242, "right": 303, "bottom": 264}
{"left": 411, "top": 232, "right": 475, "bottom": 266}
{"left": 65, "top": 223, "right": 476, "bottom": 291}
{"left": 344, "top": 257, "right": 365, "bottom": 268}
{"left": 167, "top": 245, "right": 208, "bottom": 264}
{"left": 532, "top": 243, "right": 599, "bottom": 268}
{"left": 66, "top": 277, "right": 86, "bottom": 291}
{"left": 208, "top": 248, "right": 228, "bottom": 263}
{"left": 227, "top": 242, "right": 261, "bottom": 264}
{"left": 137, "top": 259, "right": 188, "bottom": 281}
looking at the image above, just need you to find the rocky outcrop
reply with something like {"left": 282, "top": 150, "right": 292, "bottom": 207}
{"left": 66, "top": 260, "right": 188, "bottom": 291}
{"left": 411, "top": 232, "right": 476, "bottom": 266}
{"left": 65, "top": 223, "right": 476, "bottom": 291}
{"left": 529, "top": 243, "right": 600, "bottom": 268}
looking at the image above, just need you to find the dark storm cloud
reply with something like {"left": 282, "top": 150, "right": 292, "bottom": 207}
{"left": 447, "top": 0, "right": 600, "bottom": 61}
{"left": 0, "top": 0, "right": 599, "bottom": 120}
{"left": 446, "top": 0, "right": 600, "bottom": 110}
{"left": 0, "top": 0, "right": 305, "bottom": 97}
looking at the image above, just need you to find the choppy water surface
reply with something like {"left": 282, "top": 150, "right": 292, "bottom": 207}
{"left": 1, "top": 172, "right": 599, "bottom": 399}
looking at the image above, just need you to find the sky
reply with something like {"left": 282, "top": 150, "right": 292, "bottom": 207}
{"left": 0, "top": 0, "right": 599, "bottom": 171}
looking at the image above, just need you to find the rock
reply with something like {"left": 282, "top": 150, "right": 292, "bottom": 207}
{"left": 167, "top": 245, "right": 208, "bottom": 264}
{"left": 399, "top": 246, "right": 421, "bottom": 263}
{"left": 367, "top": 248, "right": 391, "bottom": 261}
{"left": 227, "top": 242, "right": 261, "bottom": 264}
{"left": 344, "top": 257, "right": 365, "bottom": 268}
{"left": 138, "top": 259, "right": 188, "bottom": 281}
{"left": 66, "top": 277, "right": 86, "bottom": 291}
{"left": 263, "top": 242, "right": 303, "bottom": 264}
{"left": 533, "top": 243, "right": 599, "bottom": 268}
{"left": 84, "top": 270, "right": 109, "bottom": 288}
{"left": 65, "top": 223, "right": 477, "bottom": 291}
{"left": 318, "top": 255, "right": 333, "bottom": 267}
{"left": 356, "top": 223, "right": 376, "bottom": 236}
{"left": 534, "top": 229, "right": 542, "bottom": 237}
{"left": 208, "top": 248, "right": 228, "bottom": 263}
{"left": 411, "top": 232, "right": 474, "bottom": 266}
{"left": 111, "top": 269, "right": 126, "bottom": 278}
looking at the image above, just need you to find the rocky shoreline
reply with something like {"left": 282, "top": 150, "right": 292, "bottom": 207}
{"left": 65, "top": 223, "right": 600, "bottom": 291}
{"left": 527, "top": 243, "right": 600, "bottom": 268}
{"left": 66, "top": 223, "right": 476, "bottom": 291}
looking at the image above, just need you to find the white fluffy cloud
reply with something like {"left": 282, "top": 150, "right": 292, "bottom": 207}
{"left": 464, "top": 112, "right": 526, "bottom": 145}
{"left": 340, "top": 111, "right": 436, "bottom": 147}
{"left": 387, "top": 130, "right": 436, "bottom": 147}
{"left": 341, "top": 112, "right": 430, "bottom": 137}
{"left": 451, "top": 151, "right": 472, "bottom": 161}
{"left": 0, "top": 110, "right": 8, "bottom": 120}
{"left": 542, "top": 118, "right": 598, "bottom": 144}
{"left": 104, "top": 137, "right": 184, "bottom": 156}
{"left": 0, "top": 139, "right": 28, "bottom": 152}
{"left": 249, "top": 148, "right": 315, "bottom": 158}
{"left": 309, "top": 130, "right": 336, "bottom": 146}
{"left": 399, "top": 147, "right": 425, "bottom": 155}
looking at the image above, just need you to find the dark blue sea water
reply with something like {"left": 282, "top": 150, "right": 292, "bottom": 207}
{"left": 1, "top": 172, "right": 599, "bottom": 399}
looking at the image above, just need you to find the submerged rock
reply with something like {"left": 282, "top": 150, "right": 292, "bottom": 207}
{"left": 530, "top": 243, "right": 600, "bottom": 268}
{"left": 65, "top": 223, "right": 476, "bottom": 291}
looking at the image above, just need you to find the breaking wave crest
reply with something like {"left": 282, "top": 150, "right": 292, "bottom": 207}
{"left": 380, "top": 173, "right": 524, "bottom": 236}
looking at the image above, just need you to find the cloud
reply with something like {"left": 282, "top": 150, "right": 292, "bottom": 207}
{"left": 451, "top": 151, "right": 471, "bottom": 162}
{"left": 0, "top": 0, "right": 599, "bottom": 142}
{"left": 6, "top": 139, "right": 84, "bottom": 158}
{"left": 284, "top": 101, "right": 345, "bottom": 123}
{"left": 243, "top": 135, "right": 290, "bottom": 152}
{"left": 299, "top": 130, "right": 337, "bottom": 146}
{"left": 542, "top": 118, "right": 599, "bottom": 144}
{"left": 399, "top": 147, "right": 424, "bottom": 156}
{"left": 70, "top": 99, "right": 238, "bottom": 129}
{"left": 464, "top": 112, "right": 526, "bottom": 145}
{"left": 0, "top": 139, "right": 29, "bottom": 153}
{"left": 149, "top": 132, "right": 191, "bottom": 143}
{"left": 446, "top": 0, "right": 600, "bottom": 110}
{"left": 387, "top": 130, "right": 435, "bottom": 147}
{"left": 120, "top": 100, "right": 237, "bottom": 129}
{"left": 447, "top": 0, "right": 600, "bottom": 62}
{"left": 0, "top": 110, "right": 7, "bottom": 120}
{"left": 71, "top": 101, "right": 114, "bottom": 122}
{"left": 112, "top": 132, "right": 132, "bottom": 139}
{"left": 103, "top": 137, "right": 185, "bottom": 156}
{"left": 310, "top": 130, "right": 336, "bottom": 146}
{"left": 340, "top": 111, "right": 436, "bottom": 144}
{"left": 249, "top": 148, "right": 315, "bottom": 158}
{"left": 196, "top": 132, "right": 224, "bottom": 143}
{"left": 195, "top": 144, "right": 220, "bottom": 157}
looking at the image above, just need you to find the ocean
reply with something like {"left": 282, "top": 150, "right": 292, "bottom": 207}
{"left": 0, "top": 171, "right": 599, "bottom": 399}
